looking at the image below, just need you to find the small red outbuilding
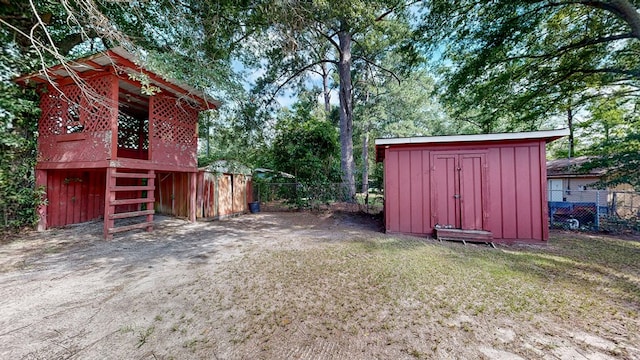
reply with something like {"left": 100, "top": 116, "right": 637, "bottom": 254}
{"left": 375, "top": 129, "right": 569, "bottom": 243}
{"left": 16, "top": 47, "right": 223, "bottom": 238}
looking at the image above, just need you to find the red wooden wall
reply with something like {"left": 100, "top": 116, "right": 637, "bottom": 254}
{"left": 28, "top": 49, "right": 212, "bottom": 235}
{"left": 382, "top": 140, "right": 548, "bottom": 242}
{"left": 42, "top": 169, "right": 252, "bottom": 228}
{"left": 37, "top": 76, "right": 199, "bottom": 171}
{"left": 44, "top": 170, "right": 106, "bottom": 227}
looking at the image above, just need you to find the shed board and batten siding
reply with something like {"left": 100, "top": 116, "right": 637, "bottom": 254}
{"left": 377, "top": 129, "right": 568, "bottom": 243}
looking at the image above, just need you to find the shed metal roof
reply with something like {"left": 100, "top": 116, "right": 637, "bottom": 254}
{"left": 375, "top": 129, "right": 569, "bottom": 146}
{"left": 375, "top": 129, "right": 569, "bottom": 162}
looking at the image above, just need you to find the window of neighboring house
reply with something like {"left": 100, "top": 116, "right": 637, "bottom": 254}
{"left": 548, "top": 179, "right": 564, "bottom": 201}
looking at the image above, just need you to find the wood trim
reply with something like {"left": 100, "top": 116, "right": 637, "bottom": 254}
{"left": 189, "top": 172, "right": 197, "bottom": 222}
{"left": 112, "top": 171, "right": 154, "bottom": 178}
{"left": 104, "top": 167, "right": 115, "bottom": 239}
{"left": 109, "top": 209, "right": 154, "bottom": 219}
{"left": 110, "top": 185, "right": 155, "bottom": 192}
{"left": 110, "top": 74, "right": 119, "bottom": 160}
{"left": 36, "top": 161, "right": 111, "bottom": 169}
{"left": 118, "top": 87, "right": 150, "bottom": 106}
{"left": 148, "top": 96, "right": 155, "bottom": 162}
{"left": 36, "top": 160, "right": 197, "bottom": 173}
{"left": 111, "top": 197, "right": 155, "bottom": 206}
{"left": 540, "top": 141, "right": 550, "bottom": 241}
{"left": 35, "top": 169, "right": 48, "bottom": 231}
{"left": 56, "top": 133, "right": 87, "bottom": 142}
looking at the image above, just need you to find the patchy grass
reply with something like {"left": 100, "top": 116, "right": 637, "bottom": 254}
{"left": 210, "top": 232, "right": 639, "bottom": 357}
{"left": 4, "top": 213, "right": 638, "bottom": 359}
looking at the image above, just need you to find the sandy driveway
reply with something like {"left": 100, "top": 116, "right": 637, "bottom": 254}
{"left": 1, "top": 212, "right": 638, "bottom": 359}
{"left": 0, "top": 212, "right": 377, "bottom": 359}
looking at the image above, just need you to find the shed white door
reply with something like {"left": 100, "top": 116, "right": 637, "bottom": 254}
{"left": 548, "top": 179, "right": 563, "bottom": 201}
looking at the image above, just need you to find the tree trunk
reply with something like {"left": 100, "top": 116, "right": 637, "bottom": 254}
{"left": 338, "top": 28, "right": 356, "bottom": 200}
{"left": 321, "top": 62, "right": 331, "bottom": 113}
{"left": 362, "top": 126, "right": 369, "bottom": 194}
{"left": 361, "top": 90, "right": 370, "bottom": 195}
{"left": 567, "top": 106, "right": 574, "bottom": 158}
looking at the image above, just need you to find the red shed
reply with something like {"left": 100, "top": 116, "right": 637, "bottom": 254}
{"left": 375, "top": 129, "right": 569, "bottom": 244}
{"left": 17, "top": 48, "right": 219, "bottom": 238}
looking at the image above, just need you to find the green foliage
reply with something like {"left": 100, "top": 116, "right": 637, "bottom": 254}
{"left": 249, "top": 97, "right": 343, "bottom": 210}
{"left": 355, "top": 69, "right": 453, "bottom": 138}
{"left": 270, "top": 101, "right": 340, "bottom": 184}
{"left": 582, "top": 131, "right": 640, "bottom": 190}
{"left": 419, "top": 0, "right": 640, "bottom": 133}
{"left": 0, "top": 46, "right": 42, "bottom": 230}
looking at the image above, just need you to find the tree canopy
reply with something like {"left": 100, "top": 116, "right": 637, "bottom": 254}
{"left": 420, "top": 0, "right": 640, "bottom": 133}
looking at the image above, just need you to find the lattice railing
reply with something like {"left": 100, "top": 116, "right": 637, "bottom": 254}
{"left": 82, "top": 75, "right": 115, "bottom": 132}
{"left": 151, "top": 96, "right": 198, "bottom": 147}
{"left": 38, "top": 75, "right": 115, "bottom": 136}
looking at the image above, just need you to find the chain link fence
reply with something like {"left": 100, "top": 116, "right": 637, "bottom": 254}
{"left": 254, "top": 182, "right": 383, "bottom": 214}
{"left": 549, "top": 189, "right": 640, "bottom": 233}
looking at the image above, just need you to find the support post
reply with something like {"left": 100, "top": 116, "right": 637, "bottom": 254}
{"left": 35, "top": 169, "right": 48, "bottom": 231}
{"left": 189, "top": 171, "right": 197, "bottom": 222}
{"left": 595, "top": 190, "right": 600, "bottom": 231}
{"left": 146, "top": 170, "right": 155, "bottom": 232}
{"left": 104, "top": 167, "right": 115, "bottom": 239}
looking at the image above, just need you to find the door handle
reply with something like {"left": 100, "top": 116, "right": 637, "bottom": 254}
{"left": 453, "top": 194, "right": 460, "bottom": 199}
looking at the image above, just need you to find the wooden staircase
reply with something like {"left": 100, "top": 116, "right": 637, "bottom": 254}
{"left": 104, "top": 168, "right": 155, "bottom": 239}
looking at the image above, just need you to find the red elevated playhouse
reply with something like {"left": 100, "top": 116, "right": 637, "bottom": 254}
{"left": 375, "top": 129, "right": 569, "bottom": 244}
{"left": 16, "top": 48, "right": 218, "bottom": 238}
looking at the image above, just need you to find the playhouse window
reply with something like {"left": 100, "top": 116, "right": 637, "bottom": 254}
{"left": 117, "top": 101, "right": 149, "bottom": 160}
{"left": 65, "top": 100, "right": 84, "bottom": 134}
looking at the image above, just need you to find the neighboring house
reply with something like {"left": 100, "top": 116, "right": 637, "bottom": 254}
{"left": 546, "top": 156, "right": 609, "bottom": 204}
{"left": 375, "top": 129, "right": 568, "bottom": 244}
{"left": 546, "top": 156, "right": 639, "bottom": 223}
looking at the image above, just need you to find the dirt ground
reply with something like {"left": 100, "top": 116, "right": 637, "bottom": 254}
{"left": 0, "top": 212, "right": 638, "bottom": 359}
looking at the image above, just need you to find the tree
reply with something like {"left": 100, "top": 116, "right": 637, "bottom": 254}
{"left": 419, "top": 0, "right": 640, "bottom": 133}
{"left": 246, "top": 0, "right": 419, "bottom": 200}
{"left": 0, "top": 43, "right": 41, "bottom": 229}
{"left": 353, "top": 67, "right": 453, "bottom": 192}
{"left": 578, "top": 97, "right": 640, "bottom": 189}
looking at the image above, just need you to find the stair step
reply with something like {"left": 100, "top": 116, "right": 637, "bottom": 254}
{"left": 113, "top": 171, "right": 154, "bottom": 179}
{"left": 435, "top": 228, "right": 493, "bottom": 242}
{"left": 110, "top": 185, "right": 155, "bottom": 192}
{"left": 109, "top": 210, "right": 155, "bottom": 220}
{"left": 108, "top": 221, "right": 153, "bottom": 234}
{"left": 111, "top": 197, "right": 155, "bottom": 206}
